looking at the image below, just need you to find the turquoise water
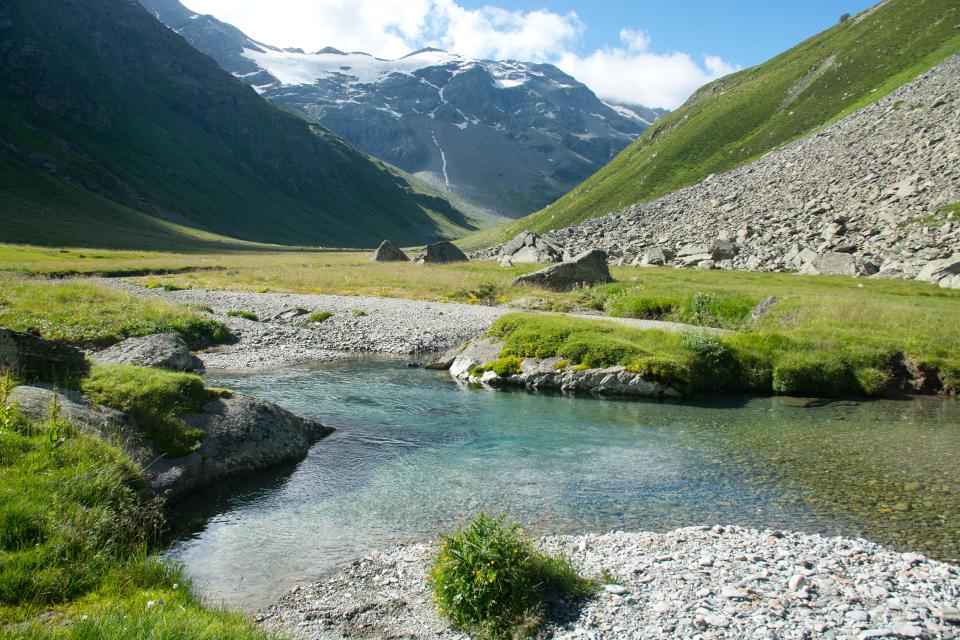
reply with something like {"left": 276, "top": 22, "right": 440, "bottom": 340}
{"left": 168, "top": 357, "right": 960, "bottom": 610}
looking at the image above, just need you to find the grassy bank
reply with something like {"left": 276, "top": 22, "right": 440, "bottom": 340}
{"left": 2, "top": 245, "right": 958, "bottom": 395}
{"left": 0, "top": 274, "right": 229, "bottom": 349}
{"left": 0, "top": 382, "right": 272, "bottom": 639}
{"left": 487, "top": 306, "right": 958, "bottom": 397}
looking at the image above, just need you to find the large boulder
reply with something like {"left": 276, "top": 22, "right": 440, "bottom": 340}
{"left": 513, "top": 249, "right": 613, "bottom": 291}
{"left": 798, "top": 252, "right": 873, "bottom": 276}
{"left": 147, "top": 394, "right": 334, "bottom": 499}
{"left": 92, "top": 333, "right": 203, "bottom": 372}
{"left": 917, "top": 255, "right": 960, "bottom": 282}
{"left": 499, "top": 231, "right": 563, "bottom": 265}
{"left": 412, "top": 241, "right": 468, "bottom": 264}
{"left": 636, "top": 247, "right": 675, "bottom": 266}
{"left": 424, "top": 344, "right": 467, "bottom": 370}
{"left": 676, "top": 238, "right": 738, "bottom": 266}
{"left": 940, "top": 275, "right": 960, "bottom": 289}
{"left": 371, "top": 240, "right": 409, "bottom": 262}
{"left": 8, "top": 385, "right": 332, "bottom": 500}
{"left": 0, "top": 328, "right": 88, "bottom": 383}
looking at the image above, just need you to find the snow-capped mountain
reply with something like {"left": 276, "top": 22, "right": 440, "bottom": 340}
{"left": 141, "top": 0, "right": 667, "bottom": 218}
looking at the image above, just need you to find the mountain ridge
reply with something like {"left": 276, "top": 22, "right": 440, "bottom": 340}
{"left": 139, "top": 0, "right": 666, "bottom": 219}
{"left": 0, "top": 0, "right": 478, "bottom": 249}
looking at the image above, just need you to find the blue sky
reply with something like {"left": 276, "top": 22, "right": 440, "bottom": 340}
{"left": 186, "top": 0, "right": 881, "bottom": 108}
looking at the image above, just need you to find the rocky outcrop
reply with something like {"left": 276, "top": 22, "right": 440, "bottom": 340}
{"left": 9, "top": 385, "right": 141, "bottom": 444}
{"left": 8, "top": 384, "right": 332, "bottom": 500}
{"left": 448, "top": 338, "right": 680, "bottom": 398}
{"left": 0, "top": 328, "right": 88, "bottom": 383}
{"left": 413, "top": 241, "right": 468, "bottom": 264}
{"left": 448, "top": 337, "right": 503, "bottom": 378}
{"left": 917, "top": 254, "right": 960, "bottom": 282}
{"left": 499, "top": 231, "right": 563, "bottom": 266}
{"left": 797, "top": 252, "right": 875, "bottom": 276}
{"left": 147, "top": 394, "right": 333, "bottom": 499}
{"left": 539, "top": 55, "right": 960, "bottom": 283}
{"left": 513, "top": 249, "right": 613, "bottom": 291}
{"left": 371, "top": 240, "right": 409, "bottom": 262}
{"left": 92, "top": 333, "right": 203, "bottom": 372}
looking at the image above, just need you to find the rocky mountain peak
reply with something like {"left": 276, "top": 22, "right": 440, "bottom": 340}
{"left": 139, "top": 0, "right": 666, "bottom": 219}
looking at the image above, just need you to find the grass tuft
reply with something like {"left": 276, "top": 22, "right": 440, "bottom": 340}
{"left": 429, "top": 513, "right": 598, "bottom": 639}
{"left": 0, "top": 396, "right": 274, "bottom": 638}
{"left": 226, "top": 310, "right": 258, "bottom": 322}
{"left": 80, "top": 365, "right": 208, "bottom": 458}
{"left": 308, "top": 311, "right": 334, "bottom": 324}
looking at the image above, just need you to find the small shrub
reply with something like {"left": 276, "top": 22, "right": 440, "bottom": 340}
{"left": 472, "top": 356, "right": 524, "bottom": 378}
{"left": 627, "top": 357, "right": 690, "bottom": 387}
{"left": 308, "top": 311, "right": 334, "bottom": 323}
{"left": 772, "top": 352, "right": 860, "bottom": 397}
{"left": 446, "top": 283, "right": 501, "bottom": 305}
{"left": 605, "top": 293, "right": 679, "bottom": 319}
{"left": 681, "top": 332, "right": 743, "bottom": 393}
{"left": 554, "top": 359, "right": 569, "bottom": 370}
{"left": 227, "top": 310, "right": 258, "bottom": 322}
{"left": 189, "top": 304, "right": 215, "bottom": 314}
{"left": 430, "top": 513, "right": 597, "bottom": 639}
{"left": 855, "top": 366, "right": 891, "bottom": 396}
{"left": 81, "top": 365, "right": 208, "bottom": 457}
{"left": 557, "top": 333, "right": 643, "bottom": 369}
{"left": 352, "top": 309, "right": 369, "bottom": 318}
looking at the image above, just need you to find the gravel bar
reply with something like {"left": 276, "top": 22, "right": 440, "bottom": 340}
{"left": 102, "top": 281, "right": 507, "bottom": 371}
{"left": 259, "top": 526, "right": 960, "bottom": 640}
{"left": 102, "top": 281, "right": 719, "bottom": 372}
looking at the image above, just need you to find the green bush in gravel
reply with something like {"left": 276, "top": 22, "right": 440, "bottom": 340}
{"left": 429, "top": 513, "right": 598, "bottom": 639}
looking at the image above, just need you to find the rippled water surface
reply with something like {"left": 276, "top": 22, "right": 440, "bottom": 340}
{"left": 168, "top": 358, "right": 960, "bottom": 610}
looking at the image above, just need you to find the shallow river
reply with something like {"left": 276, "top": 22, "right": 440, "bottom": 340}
{"left": 168, "top": 357, "right": 960, "bottom": 611}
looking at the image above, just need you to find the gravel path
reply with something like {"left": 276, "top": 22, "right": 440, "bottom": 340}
{"left": 259, "top": 526, "right": 960, "bottom": 640}
{"left": 103, "top": 282, "right": 721, "bottom": 371}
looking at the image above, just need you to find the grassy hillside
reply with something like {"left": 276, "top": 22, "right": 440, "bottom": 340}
{"left": 463, "top": 0, "right": 960, "bottom": 249}
{"left": 0, "top": 0, "right": 475, "bottom": 249}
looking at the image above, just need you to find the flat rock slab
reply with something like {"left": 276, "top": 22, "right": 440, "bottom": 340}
{"left": 10, "top": 385, "right": 140, "bottom": 444}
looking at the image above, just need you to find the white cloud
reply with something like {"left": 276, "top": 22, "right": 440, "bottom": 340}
{"left": 182, "top": 0, "right": 737, "bottom": 108}
{"left": 557, "top": 30, "right": 739, "bottom": 109}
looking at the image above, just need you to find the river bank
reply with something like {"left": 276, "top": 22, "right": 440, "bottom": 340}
{"left": 260, "top": 526, "right": 960, "bottom": 640}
